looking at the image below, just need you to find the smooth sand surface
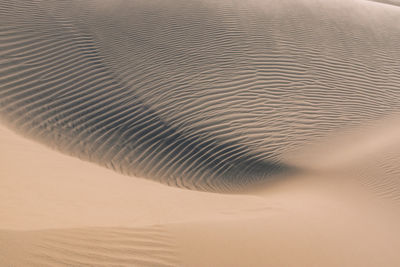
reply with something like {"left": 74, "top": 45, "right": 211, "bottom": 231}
{"left": 1, "top": 0, "right": 400, "bottom": 266}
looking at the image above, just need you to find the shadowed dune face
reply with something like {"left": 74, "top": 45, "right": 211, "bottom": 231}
{"left": 368, "top": 0, "right": 400, "bottom": 7}
{"left": 1, "top": 0, "right": 400, "bottom": 192}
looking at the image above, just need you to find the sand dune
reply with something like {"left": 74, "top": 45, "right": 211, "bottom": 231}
{"left": 1, "top": 0, "right": 400, "bottom": 266}
{"left": 2, "top": 125, "right": 400, "bottom": 266}
{"left": 2, "top": 0, "right": 400, "bottom": 191}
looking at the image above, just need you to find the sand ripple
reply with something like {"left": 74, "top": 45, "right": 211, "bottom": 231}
{"left": 0, "top": 225, "right": 179, "bottom": 267}
{"left": 1, "top": 0, "right": 400, "bottom": 192}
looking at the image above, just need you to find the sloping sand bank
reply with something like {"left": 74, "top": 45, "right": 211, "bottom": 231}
{"left": 1, "top": 0, "right": 400, "bottom": 265}
{"left": 2, "top": 123, "right": 400, "bottom": 266}
{"left": 2, "top": 0, "right": 400, "bottom": 191}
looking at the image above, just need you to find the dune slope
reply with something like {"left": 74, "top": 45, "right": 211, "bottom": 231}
{"left": 1, "top": 124, "right": 400, "bottom": 266}
{"left": 1, "top": 0, "right": 400, "bottom": 191}
{"left": 1, "top": 0, "right": 400, "bottom": 266}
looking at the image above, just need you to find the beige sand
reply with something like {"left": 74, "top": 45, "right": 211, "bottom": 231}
{"left": 1, "top": 0, "right": 400, "bottom": 266}
{"left": 2, "top": 122, "right": 400, "bottom": 266}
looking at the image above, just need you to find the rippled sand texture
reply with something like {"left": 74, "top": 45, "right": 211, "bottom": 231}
{"left": 2, "top": 0, "right": 400, "bottom": 192}
{"left": 1, "top": 0, "right": 400, "bottom": 266}
{"left": 0, "top": 226, "right": 180, "bottom": 267}
{"left": 1, "top": 124, "right": 400, "bottom": 267}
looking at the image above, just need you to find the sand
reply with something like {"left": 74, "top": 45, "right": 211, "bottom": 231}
{"left": 1, "top": 0, "right": 400, "bottom": 266}
{"left": 2, "top": 122, "right": 400, "bottom": 266}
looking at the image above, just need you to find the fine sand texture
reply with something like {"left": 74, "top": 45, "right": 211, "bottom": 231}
{"left": 1, "top": 0, "right": 400, "bottom": 266}
{"left": 1, "top": 121, "right": 400, "bottom": 267}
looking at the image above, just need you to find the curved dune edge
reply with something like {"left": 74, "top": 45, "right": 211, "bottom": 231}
{"left": 368, "top": 0, "right": 400, "bottom": 7}
{"left": 1, "top": 0, "right": 400, "bottom": 265}
{"left": 0, "top": 123, "right": 276, "bottom": 230}
{"left": 1, "top": 0, "right": 400, "bottom": 192}
{"left": 2, "top": 124, "right": 400, "bottom": 266}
